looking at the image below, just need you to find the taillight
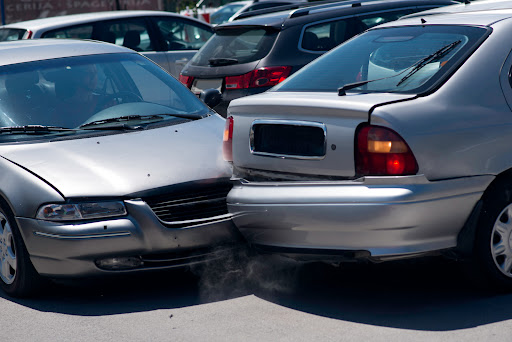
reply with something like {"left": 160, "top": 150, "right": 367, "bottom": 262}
{"left": 355, "top": 125, "right": 418, "bottom": 176}
{"left": 223, "top": 116, "right": 234, "bottom": 162}
{"left": 225, "top": 66, "right": 292, "bottom": 90}
{"left": 179, "top": 74, "right": 194, "bottom": 89}
{"left": 25, "top": 30, "right": 33, "bottom": 39}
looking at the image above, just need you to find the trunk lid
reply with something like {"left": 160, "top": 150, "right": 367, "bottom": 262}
{"left": 228, "top": 91, "right": 416, "bottom": 178}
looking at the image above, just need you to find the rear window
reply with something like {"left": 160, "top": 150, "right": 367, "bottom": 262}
{"left": 274, "top": 25, "right": 488, "bottom": 94}
{"left": 0, "top": 28, "right": 27, "bottom": 41}
{"left": 189, "top": 28, "right": 278, "bottom": 66}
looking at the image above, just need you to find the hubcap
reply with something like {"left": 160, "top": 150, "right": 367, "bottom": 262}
{"left": 0, "top": 212, "right": 16, "bottom": 285}
{"left": 491, "top": 204, "right": 512, "bottom": 278}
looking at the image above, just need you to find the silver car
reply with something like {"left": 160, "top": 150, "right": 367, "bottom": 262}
{"left": 0, "top": 39, "right": 242, "bottom": 297}
{"left": 225, "top": 8, "right": 512, "bottom": 289}
{"left": 0, "top": 11, "right": 214, "bottom": 77}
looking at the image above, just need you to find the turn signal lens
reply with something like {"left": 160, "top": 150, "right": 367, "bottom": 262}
{"left": 223, "top": 116, "right": 234, "bottom": 162}
{"left": 355, "top": 125, "right": 418, "bottom": 176}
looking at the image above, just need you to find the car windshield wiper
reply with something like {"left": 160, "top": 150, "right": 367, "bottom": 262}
{"left": 338, "top": 40, "right": 462, "bottom": 96}
{"left": 396, "top": 40, "right": 461, "bottom": 86}
{"left": 208, "top": 58, "right": 239, "bottom": 66}
{"left": 79, "top": 114, "right": 198, "bottom": 129}
{"left": 0, "top": 125, "right": 76, "bottom": 134}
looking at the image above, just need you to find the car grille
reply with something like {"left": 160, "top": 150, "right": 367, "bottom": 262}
{"left": 251, "top": 121, "right": 326, "bottom": 158}
{"left": 142, "top": 183, "right": 232, "bottom": 224}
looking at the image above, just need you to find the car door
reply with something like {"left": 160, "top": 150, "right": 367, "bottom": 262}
{"left": 92, "top": 18, "right": 173, "bottom": 75}
{"left": 150, "top": 17, "right": 214, "bottom": 77}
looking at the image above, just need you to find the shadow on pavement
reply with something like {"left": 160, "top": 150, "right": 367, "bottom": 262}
{"left": 252, "top": 256, "right": 512, "bottom": 331}
{"left": 2, "top": 252, "right": 512, "bottom": 332}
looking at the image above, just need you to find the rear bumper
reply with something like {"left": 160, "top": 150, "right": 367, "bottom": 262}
{"left": 227, "top": 175, "right": 493, "bottom": 260}
{"left": 18, "top": 199, "right": 245, "bottom": 277}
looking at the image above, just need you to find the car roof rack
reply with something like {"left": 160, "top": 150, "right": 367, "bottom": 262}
{"left": 232, "top": 0, "right": 358, "bottom": 21}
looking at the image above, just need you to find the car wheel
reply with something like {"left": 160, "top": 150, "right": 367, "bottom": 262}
{"left": 0, "top": 204, "right": 43, "bottom": 297}
{"left": 473, "top": 181, "right": 512, "bottom": 290}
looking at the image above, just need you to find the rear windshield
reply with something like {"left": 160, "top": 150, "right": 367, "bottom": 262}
{"left": 189, "top": 27, "right": 278, "bottom": 66}
{"left": 0, "top": 28, "right": 27, "bottom": 41}
{"left": 273, "top": 25, "right": 488, "bottom": 94}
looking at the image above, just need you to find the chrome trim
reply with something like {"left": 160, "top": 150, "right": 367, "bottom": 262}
{"left": 250, "top": 119, "right": 327, "bottom": 160}
{"left": 34, "top": 231, "right": 131, "bottom": 239}
{"left": 161, "top": 213, "right": 233, "bottom": 226}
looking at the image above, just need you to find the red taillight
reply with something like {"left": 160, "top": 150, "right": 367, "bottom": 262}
{"left": 179, "top": 74, "right": 194, "bottom": 89}
{"left": 25, "top": 30, "right": 33, "bottom": 39}
{"left": 355, "top": 125, "right": 418, "bottom": 176}
{"left": 225, "top": 66, "right": 292, "bottom": 90}
{"left": 223, "top": 116, "right": 234, "bottom": 162}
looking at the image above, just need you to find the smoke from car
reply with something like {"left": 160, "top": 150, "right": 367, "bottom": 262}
{"left": 189, "top": 247, "right": 303, "bottom": 302}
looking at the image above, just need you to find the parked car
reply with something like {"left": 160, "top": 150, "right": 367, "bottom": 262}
{"left": 225, "top": 8, "right": 512, "bottom": 290}
{"left": 0, "top": 39, "right": 242, "bottom": 297}
{"left": 179, "top": 0, "right": 458, "bottom": 116}
{"left": 0, "top": 10, "right": 214, "bottom": 77}
{"left": 210, "top": 0, "right": 307, "bottom": 25}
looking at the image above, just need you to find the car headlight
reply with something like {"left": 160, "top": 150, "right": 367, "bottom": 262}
{"left": 36, "top": 201, "right": 127, "bottom": 221}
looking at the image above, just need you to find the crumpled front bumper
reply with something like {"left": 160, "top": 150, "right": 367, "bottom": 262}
{"left": 17, "top": 199, "right": 245, "bottom": 277}
{"left": 227, "top": 175, "right": 493, "bottom": 261}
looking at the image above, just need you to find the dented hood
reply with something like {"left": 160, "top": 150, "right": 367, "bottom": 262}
{"left": 0, "top": 115, "right": 231, "bottom": 198}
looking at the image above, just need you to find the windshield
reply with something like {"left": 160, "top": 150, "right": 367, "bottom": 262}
{"left": 0, "top": 53, "right": 209, "bottom": 141}
{"left": 273, "top": 25, "right": 488, "bottom": 94}
{"left": 189, "top": 27, "right": 278, "bottom": 66}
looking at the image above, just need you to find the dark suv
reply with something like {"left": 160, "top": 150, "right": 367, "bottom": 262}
{"left": 179, "top": 0, "right": 458, "bottom": 116}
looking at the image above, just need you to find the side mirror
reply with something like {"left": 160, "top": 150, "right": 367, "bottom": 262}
{"left": 199, "top": 88, "right": 222, "bottom": 108}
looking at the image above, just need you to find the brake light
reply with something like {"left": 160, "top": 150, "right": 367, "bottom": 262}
{"left": 225, "top": 66, "right": 292, "bottom": 90}
{"left": 179, "top": 74, "right": 194, "bottom": 89}
{"left": 223, "top": 116, "right": 234, "bottom": 162}
{"left": 25, "top": 30, "right": 33, "bottom": 39}
{"left": 355, "top": 125, "right": 418, "bottom": 176}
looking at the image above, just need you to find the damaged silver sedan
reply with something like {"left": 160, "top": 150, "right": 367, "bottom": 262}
{"left": 226, "top": 9, "right": 512, "bottom": 290}
{"left": 0, "top": 39, "right": 242, "bottom": 297}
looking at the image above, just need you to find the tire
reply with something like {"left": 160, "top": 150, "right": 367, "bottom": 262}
{"left": 0, "top": 204, "right": 44, "bottom": 297}
{"left": 472, "top": 180, "right": 512, "bottom": 291}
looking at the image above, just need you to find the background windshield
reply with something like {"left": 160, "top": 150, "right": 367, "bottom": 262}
{"left": 273, "top": 25, "right": 488, "bottom": 94}
{"left": 190, "top": 28, "right": 278, "bottom": 66}
{"left": 0, "top": 53, "right": 208, "bottom": 129}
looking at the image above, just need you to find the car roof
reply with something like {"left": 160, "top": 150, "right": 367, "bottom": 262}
{"left": 378, "top": 7, "right": 512, "bottom": 27}
{"left": 0, "top": 38, "right": 131, "bottom": 66}
{"left": 217, "top": 0, "right": 458, "bottom": 29}
{"left": 401, "top": 0, "right": 512, "bottom": 19}
{"left": 1, "top": 10, "right": 209, "bottom": 31}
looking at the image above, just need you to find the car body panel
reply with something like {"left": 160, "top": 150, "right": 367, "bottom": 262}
{"left": 228, "top": 175, "right": 492, "bottom": 257}
{"left": 228, "top": 91, "right": 415, "bottom": 177}
{"left": 0, "top": 115, "right": 231, "bottom": 198}
{"left": 19, "top": 199, "right": 242, "bottom": 277}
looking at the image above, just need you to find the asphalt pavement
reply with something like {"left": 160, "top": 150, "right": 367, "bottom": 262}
{"left": 2, "top": 253, "right": 512, "bottom": 341}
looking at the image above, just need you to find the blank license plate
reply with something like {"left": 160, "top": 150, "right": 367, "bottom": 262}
{"left": 191, "top": 79, "right": 222, "bottom": 94}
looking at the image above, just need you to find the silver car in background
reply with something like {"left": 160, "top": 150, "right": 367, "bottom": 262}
{"left": 225, "top": 9, "right": 512, "bottom": 290}
{"left": 0, "top": 39, "right": 241, "bottom": 297}
{"left": 0, "top": 11, "right": 214, "bottom": 77}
